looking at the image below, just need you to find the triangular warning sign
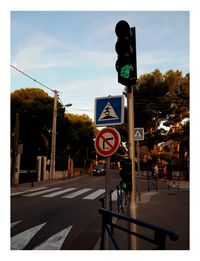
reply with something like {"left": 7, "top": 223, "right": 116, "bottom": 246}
{"left": 98, "top": 102, "right": 119, "bottom": 121}
{"left": 135, "top": 130, "right": 143, "bottom": 139}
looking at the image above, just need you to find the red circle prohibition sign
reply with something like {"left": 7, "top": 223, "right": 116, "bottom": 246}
{"left": 94, "top": 127, "right": 121, "bottom": 157}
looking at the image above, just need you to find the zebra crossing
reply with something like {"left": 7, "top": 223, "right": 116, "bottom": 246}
{"left": 11, "top": 220, "right": 73, "bottom": 250}
{"left": 11, "top": 186, "right": 119, "bottom": 201}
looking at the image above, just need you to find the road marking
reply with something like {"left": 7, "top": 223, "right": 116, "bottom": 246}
{"left": 11, "top": 222, "right": 46, "bottom": 250}
{"left": 13, "top": 187, "right": 123, "bottom": 201}
{"left": 83, "top": 189, "right": 105, "bottom": 200}
{"left": 62, "top": 188, "right": 92, "bottom": 199}
{"left": 34, "top": 225, "right": 73, "bottom": 250}
{"left": 111, "top": 190, "right": 118, "bottom": 201}
{"left": 11, "top": 220, "right": 22, "bottom": 228}
{"left": 42, "top": 188, "right": 77, "bottom": 198}
{"left": 11, "top": 187, "right": 48, "bottom": 196}
{"left": 23, "top": 187, "right": 61, "bottom": 197}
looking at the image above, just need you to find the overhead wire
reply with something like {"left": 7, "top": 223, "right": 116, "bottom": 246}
{"left": 10, "top": 64, "right": 55, "bottom": 93}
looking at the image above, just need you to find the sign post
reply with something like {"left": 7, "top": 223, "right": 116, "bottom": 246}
{"left": 134, "top": 128, "right": 144, "bottom": 201}
{"left": 94, "top": 127, "right": 121, "bottom": 249}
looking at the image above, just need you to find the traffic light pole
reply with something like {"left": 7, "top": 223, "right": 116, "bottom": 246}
{"left": 127, "top": 85, "right": 137, "bottom": 250}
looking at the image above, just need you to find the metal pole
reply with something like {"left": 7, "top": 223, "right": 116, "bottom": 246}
{"left": 50, "top": 90, "right": 58, "bottom": 180}
{"left": 127, "top": 86, "right": 137, "bottom": 250}
{"left": 105, "top": 156, "right": 111, "bottom": 249}
{"left": 137, "top": 140, "right": 141, "bottom": 201}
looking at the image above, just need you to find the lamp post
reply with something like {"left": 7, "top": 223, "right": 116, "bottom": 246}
{"left": 50, "top": 91, "right": 72, "bottom": 180}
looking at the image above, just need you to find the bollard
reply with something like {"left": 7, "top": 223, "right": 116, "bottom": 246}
{"left": 29, "top": 170, "right": 34, "bottom": 187}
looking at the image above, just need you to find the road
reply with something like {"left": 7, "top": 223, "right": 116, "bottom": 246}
{"left": 11, "top": 170, "right": 121, "bottom": 250}
{"left": 11, "top": 171, "right": 187, "bottom": 250}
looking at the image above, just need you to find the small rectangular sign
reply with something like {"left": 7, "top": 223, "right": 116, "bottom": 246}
{"left": 94, "top": 95, "right": 124, "bottom": 126}
{"left": 134, "top": 128, "right": 144, "bottom": 141}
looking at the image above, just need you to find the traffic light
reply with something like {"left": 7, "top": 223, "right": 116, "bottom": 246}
{"left": 120, "top": 159, "right": 132, "bottom": 191}
{"left": 115, "top": 20, "right": 137, "bottom": 86}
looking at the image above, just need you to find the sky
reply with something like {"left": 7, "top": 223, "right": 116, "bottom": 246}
{"left": 10, "top": 11, "right": 189, "bottom": 120}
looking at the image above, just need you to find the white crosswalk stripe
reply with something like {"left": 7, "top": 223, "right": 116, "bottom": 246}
{"left": 34, "top": 225, "right": 73, "bottom": 250}
{"left": 11, "top": 187, "right": 48, "bottom": 196}
{"left": 23, "top": 187, "right": 61, "bottom": 197}
{"left": 13, "top": 187, "right": 119, "bottom": 201}
{"left": 83, "top": 189, "right": 105, "bottom": 200}
{"left": 11, "top": 222, "right": 46, "bottom": 250}
{"left": 11, "top": 221, "right": 73, "bottom": 250}
{"left": 111, "top": 190, "right": 118, "bottom": 201}
{"left": 42, "top": 188, "right": 76, "bottom": 198}
{"left": 62, "top": 188, "right": 92, "bottom": 198}
{"left": 11, "top": 220, "right": 22, "bottom": 228}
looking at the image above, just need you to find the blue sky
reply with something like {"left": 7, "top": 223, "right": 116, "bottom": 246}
{"left": 10, "top": 11, "right": 189, "bottom": 119}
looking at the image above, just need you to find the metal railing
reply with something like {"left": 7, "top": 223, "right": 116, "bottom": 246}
{"left": 98, "top": 208, "right": 178, "bottom": 250}
{"left": 100, "top": 186, "right": 128, "bottom": 213}
{"left": 147, "top": 174, "right": 158, "bottom": 192}
{"left": 168, "top": 174, "right": 180, "bottom": 190}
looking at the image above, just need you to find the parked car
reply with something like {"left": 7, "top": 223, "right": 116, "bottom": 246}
{"left": 93, "top": 164, "right": 106, "bottom": 176}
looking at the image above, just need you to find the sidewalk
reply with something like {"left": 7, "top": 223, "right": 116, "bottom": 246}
{"left": 105, "top": 185, "right": 189, "bottom": 250}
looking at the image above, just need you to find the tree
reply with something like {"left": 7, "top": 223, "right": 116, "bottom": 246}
{"left": 11, "top": 88, "right": 56, "bottom": 163}
{"left": 117, "top": 69, "right": 189, "bottom": 162}
{"left": 11, "top": 88, "right": 97, "bottom": 171}
{"left": 63, "top": 114, "right": 96, "bottom": 163}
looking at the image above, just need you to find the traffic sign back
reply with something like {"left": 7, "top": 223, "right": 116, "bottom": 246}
{"left": 134, "top": 128, "right": 144, "bottom": 141}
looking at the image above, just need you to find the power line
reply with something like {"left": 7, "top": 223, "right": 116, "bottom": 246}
{"left": 10, "top": 64, "right": 55, "bottom": 93}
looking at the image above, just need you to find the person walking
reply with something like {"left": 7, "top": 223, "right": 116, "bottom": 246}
{"left": 163, "top": 164, "right": 168, "bottom": 182}
{"left": 167, "top": 160, "right": 172, "bottom": 180}
{"left": 154, "top": 163, "right": 159, "bottom": 176}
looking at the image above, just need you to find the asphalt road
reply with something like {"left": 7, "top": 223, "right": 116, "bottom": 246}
{"left": 11, "top": 171, "right": 188, "bottom": 250}
{"left": 11, "top": 170, "right": 121, "bottom": 250}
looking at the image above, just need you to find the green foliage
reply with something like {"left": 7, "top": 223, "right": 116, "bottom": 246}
{"left": 117, "top": 69, "right": 189, "bottom": 165}
{"left": 11, "top": 88, "right": 97, "bottom": 170}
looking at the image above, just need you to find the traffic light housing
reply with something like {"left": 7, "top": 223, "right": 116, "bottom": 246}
{"left": 115, "top": 20, "right": 137, "bottom": 86}
{"left": 120, "top": 159, "right": 132, "bottom": 191}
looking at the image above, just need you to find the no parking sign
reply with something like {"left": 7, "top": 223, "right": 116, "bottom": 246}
{"left": 94, "top": 127, "right": 121, "bottom": 157}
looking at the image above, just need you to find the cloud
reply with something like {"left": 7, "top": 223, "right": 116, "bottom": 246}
{"left": 138, "top": 49, "right": 189, "bottom": 74}
{"left": 78, "top": 50, "right": 115, "bottom": 68}
{"left": 59, "top": 74, "right": 125, "bottom": 120}
{"left": 11, "top": 31, "right": 115, "bottom": 73}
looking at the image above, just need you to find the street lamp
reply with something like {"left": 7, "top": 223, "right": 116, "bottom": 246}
{"left": 50, "top": 92, "right": 72, "bottom": 180}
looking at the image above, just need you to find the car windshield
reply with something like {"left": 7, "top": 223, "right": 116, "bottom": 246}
{"left": 96, "top": 165, "right": 104, "bottom": 169}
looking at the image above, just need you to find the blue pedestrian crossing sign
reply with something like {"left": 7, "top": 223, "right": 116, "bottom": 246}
{"left": 94, "top": 95, "right": 124, "bottom": 126}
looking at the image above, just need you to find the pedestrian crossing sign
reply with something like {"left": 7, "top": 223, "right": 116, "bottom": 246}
{"left": 94, "top": 95, "right": 124, "bottom": 126}
{"left": 134, "top": 128, "right": 144, "bottom": 140}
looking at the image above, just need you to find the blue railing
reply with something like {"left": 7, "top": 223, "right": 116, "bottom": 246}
{"left": 100, "top": 186, "right": 128, "bottom": 213}
{"left": 98, "top": 207, "right": 178, "bottom": 250}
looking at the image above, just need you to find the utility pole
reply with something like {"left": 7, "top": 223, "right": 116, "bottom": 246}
{"left": 11, "top": 112, "right": 19, "bottom": 186}
{"left": 50, "top": 90, "right": 58, "bottom": 180}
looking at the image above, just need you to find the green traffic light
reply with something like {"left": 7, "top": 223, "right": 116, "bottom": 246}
{"left": 120, "top": 182, "right": 127, "bottom": 189}
{"left": 120, "top": 64, "right": 132, "bottom": 79}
